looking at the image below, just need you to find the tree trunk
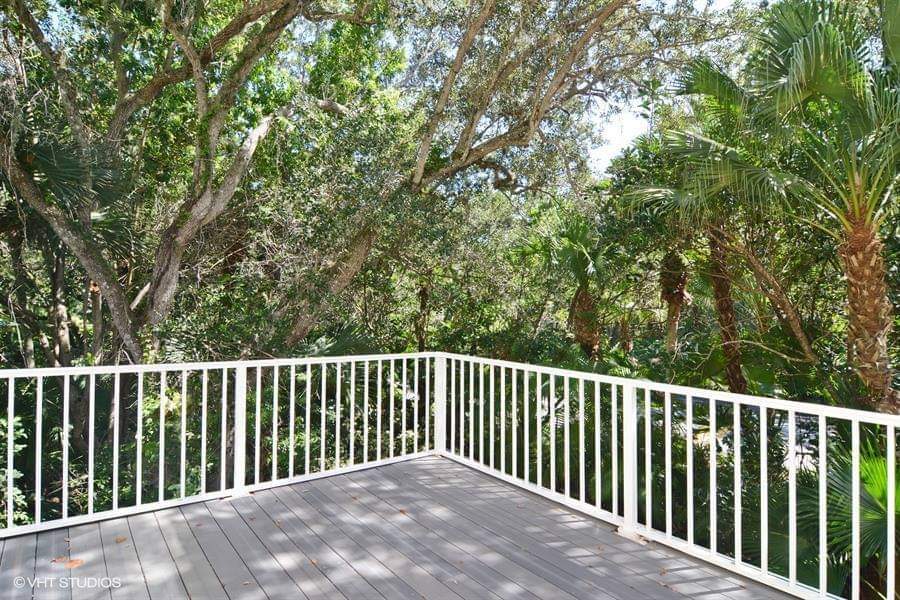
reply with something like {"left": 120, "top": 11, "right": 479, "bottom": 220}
{"left": 707, "top": 234, "right": 747, "bottom": 394}
{"left": 414, "top": 281, "right": 431, "bottom": 352}
{"left": 51, "top": 251, "right": 72, "bottom": 367}
{"left": 839, "top": 221, "right": 897, "bottom": 411}
{"left": 660, "top": 251, "right": 689, "bottom": 353}
{"left": 284, "top": 228, "right": 377, "bottom": 346}
{"left": 716, "top": 231, "right": 817, "bottom": 363}
{"left": 568, "top": 282, "right": 601, "bottom": 358}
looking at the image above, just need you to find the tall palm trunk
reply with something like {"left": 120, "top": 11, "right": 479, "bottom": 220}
{"left": 840, "top": 221, "right": 897, "bottom": 411}
{"left": 660, "top": 251, "right": 689, "bottom": 353}
{"left": 707, "top": 234, "right": 747, "bottom": 394}
{"left": 568, "top": 282, "right": 601, "bottom": 359}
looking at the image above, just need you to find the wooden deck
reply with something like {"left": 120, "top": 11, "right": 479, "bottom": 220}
{"left": 0, "top": 456, "right": 789, "bottom": 600}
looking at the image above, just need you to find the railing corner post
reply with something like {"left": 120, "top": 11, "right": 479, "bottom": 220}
{"left": 617, "top": 381, "right": 643, "bottom": 543}
{"left": 434, "top": 354, "right": 447, "bottom": 455}
{"left": 232, "top": 365, "right": 248, "bottom": 494}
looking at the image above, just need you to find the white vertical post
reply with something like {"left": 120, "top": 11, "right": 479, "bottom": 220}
{"left": 851, "top": 420, "right": 860, "bottom": 600}
{"left": 612, "top": 384, "right": 618, "bottom": 515}
{"left": 134, "top": 373, "right": 141, "bottom": 507}
{"left": 563, "top": 377, "right": 570, "bottom": 498}
{"left": 522, "top": 370, "right": 528, "bottom": 483}
{"left": 390, "top": 359, "right": 396, "bottom": 459}
{"left": 686, "top": 394, "right": 694, "bottom": 546}
{"left": 818, "top": 414, "right": 827, "bottom": 597}
{"left": 578, "top": 379, "right": 585, "bottom": 503}
{"left": 887, "top": 424, "right": 895, "bottom": 600}
{"left": 450, "top": 359, "right": 456, "bottom": 454}
{"left": 255, "top": 367, "right": 261, "bottom": 484}
{"left": 88, "top": 374, "right": 96, "bottom": 514}
{"left": 400, "top": 359, "right": 406, "bottom": 456}
{"left": 489, "top": 365, "right": 495, "bottom": 469}
{"left": 709, "top": 397, "right": 717, "bottom": 555}
{"left": 733, "top": 402, "right": 741, "bottom": 565}
{"left": 273, "top": 366, "right": 280, "bottom": 479}
{"left": 6, "top": 377, "right": 14, "bottom": 528}
{"left": 500, "top": 368, "right": 507, "bottom": 474}
{"left": 35, "top": 377, "right": 43, "bottom": 522}
{"left": 665, "top": 391, "right": 672, "bottom": 538}
{"left": 594, "top": 382, "right": 601, "bottom": 510}
{"left": 434, "top": 355, "right": 447, "bottom": 454}
{"left": 414, "top": 358, "right": 419, "bottom": 454}
{"left": 513, "top": 370, "right": 518, "bottom": 478}
{"left": 468, "top": 361, "right": 475, "bottom": 461}
{"left": 110, "top": 373, "right": 122, "bottom": 510}
{"left": 788, "top": 409, "right": 796, "bottom": 585}
{"left": 159, "top": 372, "right": 166, "bottom": 502}
{"left": 201, "top": 370, "right": 207, "bottom": 493}
{"left": 425, "top": 358, "right": 430, "bottom": 450}
{"left": 644, "top": 388, "right": 650, "bottom": 529}
{"left": 350, "top": 361, "right": 356, "bottom": 464}
{"left": 220, "top": 369, "right": 228, "bottom": 490}
{"left": 233, "top": 366, "right": 248, "bottom": 493}
{"left": 618, "top": 382, "right": 639, "bottom": 540}
{"left": 760, "top": 406, "right": 768, "bottom": 572}
{"left": 335, "top": 363, "right": 340, "bottom": 466}
{"left": 179, "top": 370, "right": 187, "bottom": 498}
{"left": 363, "top": 361, "right": 370, "bottom": 462}
{"left": 479, "top": 362, "right": 485, "bottom": 464}
{"left": 289, "top": 365, "right": 296, "bottom": 477}
{"left": 537, "top": 372, "right": 543, "bottom": 489}
{"left": 321, "top": 364, "right": 327, "bottom": 470}
{"left": 377, "top": 361, "right": 383, "bottom": 461}
{"left": 550, "top": 375, "right": 556, "bottom": 492}
{"left": 305, "top": 364, "right": 311, "bottom": 473}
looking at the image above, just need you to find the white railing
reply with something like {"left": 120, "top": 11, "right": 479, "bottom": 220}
{"left": 1, "top": 352, "right": 896, "bottom": 600}
{"left": 0, "top": 353, "right": 436, "bottom": 537}
{"left": 437, "top": 354, "right": 897, "bottom": 600}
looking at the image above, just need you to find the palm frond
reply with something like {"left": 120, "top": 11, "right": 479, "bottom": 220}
{"left": 881, "top": 0, "right": 900, "bottom": 71}
{"left": 752, "top": 0, "right": 873, "bottom": 126}
{"left": 674, "top": 59, "right": 751, "bottom": 115}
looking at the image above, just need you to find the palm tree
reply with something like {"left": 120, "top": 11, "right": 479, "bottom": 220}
{"left": 665, "top": 0, "right": 900, "bottom": 411}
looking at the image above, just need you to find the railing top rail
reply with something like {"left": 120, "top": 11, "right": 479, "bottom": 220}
{"left": 0, "top": 352, "right": 432, "bottom": 380}
{"left": 1, "top": 349, "right": 895, "bottom": 426}
{"left": 435, "top": 352, "right": 900, "bottom": 427}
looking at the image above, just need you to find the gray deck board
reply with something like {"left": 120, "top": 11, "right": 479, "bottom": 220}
{"left": 311, "top": 475, "right": 502, "bottom": 600}
{"left": 97, "top": 518, "right": 150, "bottom": 600}
{"left": 301, "top": 481, "right": 464, "bottom": 600}
{"left": 33, "top": 526, "right": 71, "bottom": 600}
{"left": 229, "top": 494, "right": 344, "bottom": 600}
{"left": 252, "top": 488, "right": 379, "bottom": 599}
{"left": 0, "top": 526, "right": 37, "bottom": 600}
{"left": 0, "top": 457, "right": 793, "bottom": 600}
{"left": 68, "top": 523, "right": 111, "bottom": 600}
{"left": 205, "top": 498, "right": 308, "bottom": 599}
{"left": 404, "top": 459, "right": 680, "bottom": 599}
{"left": 179, "top": 501, "right": 267, "bottom": 600}
{"left": 127, "top": 512, "right": 189, "bottom": 600}
{"left": 274, "top": 485, "right": 421, "bottom": 600}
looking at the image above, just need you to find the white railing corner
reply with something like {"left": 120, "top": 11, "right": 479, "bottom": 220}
{"left": 433, "top": 355, "right": 447, "bottom": 455}
{"left": 618, "top": 381, "right": 643, "bottom": 543}
{"left": 232, "top": 365, "right": 248, "bottom": 494}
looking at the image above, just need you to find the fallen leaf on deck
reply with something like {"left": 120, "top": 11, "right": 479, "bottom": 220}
{"left": 115, "top": 536, "right": 127, "bottom": 543}
{"left": 51, "top": 556, "right": 67, "bottom": 563}
{"left": 65, "top": 559, "right": 84, "bottom": 569}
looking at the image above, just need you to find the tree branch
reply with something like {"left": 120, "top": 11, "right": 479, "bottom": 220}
{"left": 0, "top": 138, "right": 142, "bottom": 361}
{"left": 411, "top": 0, "right": 497, "bottom": 188}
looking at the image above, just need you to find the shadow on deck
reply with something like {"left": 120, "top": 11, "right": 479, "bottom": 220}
{"left": 0, "top": 456, "right": 789, "bottom": 599}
